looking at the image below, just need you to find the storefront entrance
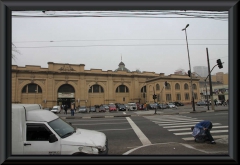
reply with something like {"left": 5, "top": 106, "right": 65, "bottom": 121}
{"left": 57, "top": 84, "right": 75, "bottom": 109}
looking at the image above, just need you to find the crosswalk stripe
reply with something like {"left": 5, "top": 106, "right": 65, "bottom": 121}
{"left": 168, "top": 126, "right": 228, "bottom": 131}
{"left": 182, "top": 135, "right": 228, "bottom": 141}
{"left": 158, "top": 121, "right": 202, "bottom": 126}
{"left": 153, "top": 119, "right": 202, "bottom": 124}
{"left": 163, "top": 123, "right": 222, "bottom": 128}
{"left": 174, "top": 130, "right": 228, "bottom": 135}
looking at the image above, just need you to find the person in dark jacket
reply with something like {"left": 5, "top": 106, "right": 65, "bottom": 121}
{"left": 64, "top": 105, "right": 68, "bottom": 114}
{"left": 191, "top": 120, "right": 216, "bottom": 144}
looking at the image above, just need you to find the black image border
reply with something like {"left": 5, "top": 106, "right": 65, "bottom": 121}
{"left": 0, "top": 0, "right": 238, "bottom": 164}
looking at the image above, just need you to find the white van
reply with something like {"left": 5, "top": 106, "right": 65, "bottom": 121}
{"left": 12, "top": 104, "right": 108, "bottom": 155}
{"left": 127, "top": 103, "right": 137, "bottom": 111}
{"left": 51, "top": 105, "right": 61, "bottom": 113}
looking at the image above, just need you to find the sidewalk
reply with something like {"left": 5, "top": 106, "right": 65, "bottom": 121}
{"left": 58, "top": 105, "right": 228, "bottom": 119}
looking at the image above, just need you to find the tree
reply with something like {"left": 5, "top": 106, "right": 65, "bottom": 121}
{"left": 12, "top": 43, "right": 20, "bottom": 60}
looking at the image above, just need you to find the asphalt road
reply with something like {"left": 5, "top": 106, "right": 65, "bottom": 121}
{"left": 63, "top": 110, "right": 228, "bottom": 155}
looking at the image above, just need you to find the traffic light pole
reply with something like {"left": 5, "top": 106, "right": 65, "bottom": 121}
{"left": 183, "top": 27, "right": 195, "bottom": 112}
{"left": 153, "top": 87, "right": 157, "bottom": 114}
{"left": 206, "top": 48, "right": 215, "bottom": 111}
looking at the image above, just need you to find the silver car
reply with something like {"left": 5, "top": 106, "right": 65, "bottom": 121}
{"left": 78, "top": 106, "right": 87, "bottom": 113}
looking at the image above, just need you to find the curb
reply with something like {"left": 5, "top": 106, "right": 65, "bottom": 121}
{"left": 61, "top": 109, "right": 227, "bottom": 119}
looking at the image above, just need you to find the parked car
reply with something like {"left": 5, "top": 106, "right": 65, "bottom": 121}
{"left": 147, "top": 103, "right": 158, "bottom": 109}
{"left": 137, "top": 104, "right": 144, "bottom": 110}
{"left": 99, "top": 105, "right": 106, "bottom": 112}
{"left": 109, "top": 105, "right": 117, "bottom": 112}
{"left": 51, "top": 105, "right": 61, "bottom": 113}
{"left": 158, "top": 103, "right": 168, "bottom": 109}
{"left": 90, "top": 106, "right": 96, "bottom": 112}
{"left": 167, "top": 103, "right": 177, "bottom": 108}
{"left": 124, "top": 104, "right": 129, "bottom": 110}
{"left": 78, "top": 106, "right": 87, "bottom": 113}
{"left": 43, "top": 107, "right": 52, "bottom": 111}
{"left": 118, "top": 104, "right": 126, "bottom": 111}
{"left": 196, "top": 101, "right": 209, "bottom": 106}
{"left": 173, "top": 102, "right": 184, "bottom": 106}
{"left": 102, "top": 104, "right": 109, "bottom": 111}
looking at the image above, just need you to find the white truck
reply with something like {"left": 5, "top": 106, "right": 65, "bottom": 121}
{"left": 127, "top": 103, "right": 137, "bottom": 111}
{"left": 12, "top": 104, "right": 108, "bottom": 155}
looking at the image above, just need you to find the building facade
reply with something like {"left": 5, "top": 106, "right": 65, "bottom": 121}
{"left": 12, "top": 62, "right": 201, "bottom": 108}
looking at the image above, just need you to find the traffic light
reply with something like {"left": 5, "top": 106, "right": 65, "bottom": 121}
{"left": 165, "top": 81, "right": 168, "bottom": 87}
{"left": 217, "top": 59, "right": 223, "bottom": 69}
{"left": 187, "top": 70, "right": 191, "bottom": 77}
{"left": 153, "top": 94, "right": 157, "bottom": 99}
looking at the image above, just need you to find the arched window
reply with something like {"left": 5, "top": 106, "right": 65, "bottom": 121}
{"left": 184, "top": 83, "right": 189, "bottom": 90}
{"left": 22, "top": 83, "right": 42, "bottom": 93}
{"left": 175, "top": 83, "right": 180, "bottom": 90}
{"left": 116, "top": 85, "right": 129, "bottom": 93}
{"left": 58, "top": 84, "right": 75, "bottom": 93}
{"left": 192, "top": 84, "right": 197, "bottom": 90}
{"left": 156, "top": 84, "right": 160, "bottom": 90}
{"left": 141, "top": 86, "right": 146, "bottom": 93}
{"left": 165, "top": 83, "right": 171, "bottom": 90}
{"left": 89, "top": 84, "right": 104, "bottom": 93}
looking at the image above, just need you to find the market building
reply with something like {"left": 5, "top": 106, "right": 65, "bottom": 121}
{"left": 11, "top": 61, "right": 201, "bottom": 108}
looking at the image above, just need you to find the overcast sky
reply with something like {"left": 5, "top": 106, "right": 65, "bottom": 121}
{"left": 12, "top": 11, "right": 228, "bottom": 76}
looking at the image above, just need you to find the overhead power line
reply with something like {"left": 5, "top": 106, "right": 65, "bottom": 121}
{"left": 13, "top": 38, "right": 228, "bottom": 43}
{"left": 15, "top": 43, "right": 228, "bottom": 48}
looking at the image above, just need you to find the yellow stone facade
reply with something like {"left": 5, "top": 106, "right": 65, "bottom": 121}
{"left": 12, "top": 62, "right": 200, "bottom": 108}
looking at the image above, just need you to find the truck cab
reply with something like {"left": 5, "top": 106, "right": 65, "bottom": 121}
{"left": 12, "top": 104, "right": 108, "bottom": 155}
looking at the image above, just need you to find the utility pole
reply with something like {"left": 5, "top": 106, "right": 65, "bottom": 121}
{"left": 205, "top": 79, "right": 209, "bottom": 110}
{"left": 206, "top": 48, "right": 215, "bottom": 110}
{"left": 153, "top": 87, "right": 157, "bottom": 114}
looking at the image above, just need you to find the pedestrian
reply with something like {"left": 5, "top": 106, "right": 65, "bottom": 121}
{"left": 191, "top": 120, "right": 216, "bottom": 144}
{"left": 70, "top": 108, "right": 75, "bottom": 116}
{"left": 64, "top": 104, "right": 68, "bottom": 114}
{"left": 214, "top": 99, "right": 217, "bottom": 106}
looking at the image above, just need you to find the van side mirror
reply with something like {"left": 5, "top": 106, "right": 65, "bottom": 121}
{"left": 49, "top": 134, "right": 58, "bottom": 143}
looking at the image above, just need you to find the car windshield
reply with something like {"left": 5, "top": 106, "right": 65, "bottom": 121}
{"left": 109, "top": 105, "right": 116, "bottom": 107}
{"left": 48, "top": 118, "right": 75, "bottom": 138}
{"left": 80, "top": 106, "right": 85, "bottom": 109}
{"left": 52, "top": 108, "right": 58, "bottom": 110}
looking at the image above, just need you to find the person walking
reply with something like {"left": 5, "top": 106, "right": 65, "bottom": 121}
{"left": 64, "top": 104, "right": 68, "bottom": 114}
{"left": 191, "top": 120, "right": 216, "bottom": 144}
{"left": 70, "top": 104, "right": 75, "bottom": 116}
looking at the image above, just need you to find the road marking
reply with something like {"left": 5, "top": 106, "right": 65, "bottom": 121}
{"left": 158, "top": 121, "right": 200, "bottom": 126}
{"left": 174, "top": 130, "right": 228, "bottom": 135}
{"left": 163, "top": 123, "right": 222, "bottom": 128}
{"left": 126, "top": 117, "right": 152, "bottom": 145}
{"left": 95, "top": 128, "right": 133, "bottom": 131}
{"left": 153, "top": 119, "right": 202, "bottom": 123}
{"left": 123, "top": 112, "right": 126, "bottom": 114}
{"left": 163, "top": 123, "right": 221, "bottom": 128}
{"left": 168, "top": 126, "right": 228, "bottom": 131}
{"left": 182, "top": 135, "right": 228, "bottom": 141}
{"left": 72, "top": 122, "right": 129, "bottom": 125}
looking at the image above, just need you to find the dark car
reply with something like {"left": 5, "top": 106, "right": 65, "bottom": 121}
{"left": 147, "top": 103, "right": 158, "bottom": 109}
{"left": 173, "top": 102, "right": 184, "bottom": 106}
{"left": 118, "top": 104, "right": 126, "bottom": 111}
{"left": 196, "top": 101, "right": 209, "bottom": 106}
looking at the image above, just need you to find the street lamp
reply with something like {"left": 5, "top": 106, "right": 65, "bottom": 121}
{"left": 182, "top": 24, "right": 196, "bottom": 111}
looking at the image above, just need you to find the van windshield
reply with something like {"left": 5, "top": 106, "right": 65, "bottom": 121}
{"left": 48, "top": 118, "right": 75, "bottom": 138}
